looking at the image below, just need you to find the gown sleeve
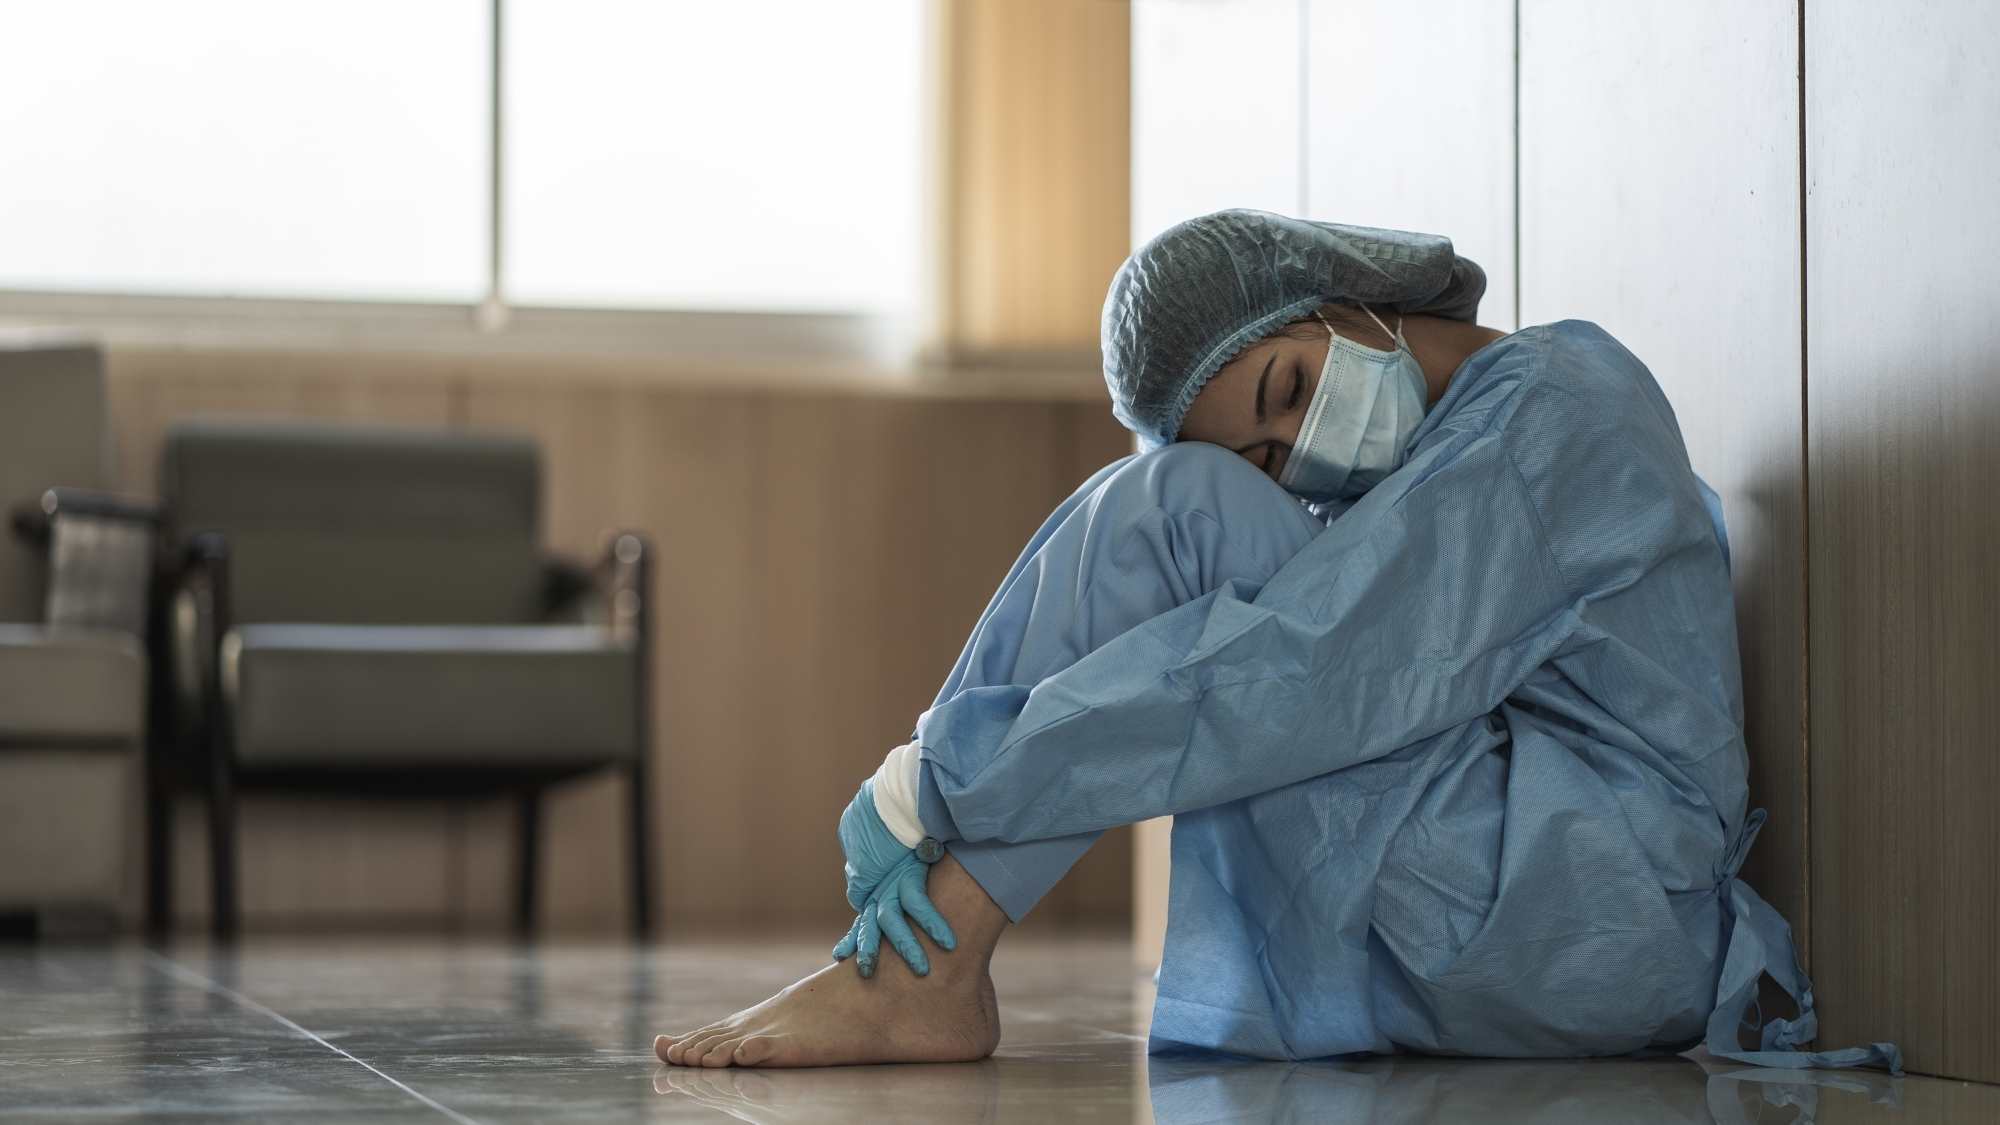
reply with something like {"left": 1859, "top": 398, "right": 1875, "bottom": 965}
{"left": 915, "top": 413, "right": 1576, "bottom": 845}
{"left": 916, "top": 320, "right": 1726, "bottom": 847}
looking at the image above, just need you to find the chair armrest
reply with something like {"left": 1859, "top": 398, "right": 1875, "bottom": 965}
{"left": 10, "top": 487, "right": 161, "bottom": 546}
{"left": 540, "top": 532, "right": 651, "bottom": 634}
{"left": 44, "top": 487, "right": 161, "bottom": 526}
{"left": 11, "top": 488, "right": 163, "bottom": 634}
{"left": 168, "top": 532, "right": 232, "bottom": 731}
{"left": 600, "top": 531, "right": 650, "bottom": 647}
{"left": 178, "top": 532, "right": 232, "bottom": 646}
{"left": 181, "top": 532, "right": 230, "bottom": 599}
{"left": 541, "top": 555, "right": 600, "bottom": 621}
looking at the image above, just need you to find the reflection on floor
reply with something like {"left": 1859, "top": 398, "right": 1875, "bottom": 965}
{"left": 0, "top": 935, "right": 1987, "bottom": 1123}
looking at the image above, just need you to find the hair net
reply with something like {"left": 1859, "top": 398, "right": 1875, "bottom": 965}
{"left": 1100, "top": 209, "right": 1488, "bottom": 448}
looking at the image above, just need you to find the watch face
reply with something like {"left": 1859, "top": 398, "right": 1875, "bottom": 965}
{"left": 915, "top": 838, "right": 946, "bottom": 864}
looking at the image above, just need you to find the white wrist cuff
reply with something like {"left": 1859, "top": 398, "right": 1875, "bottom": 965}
{"left": 869, "top": 741, "right": 928, "bottom": 849}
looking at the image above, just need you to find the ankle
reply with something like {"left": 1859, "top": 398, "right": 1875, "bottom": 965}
{"left": 926, "top": 854, "right": 1011, "bottom": 950}
{"left": 919, "top": 942, "right": 991, "bottom": 990}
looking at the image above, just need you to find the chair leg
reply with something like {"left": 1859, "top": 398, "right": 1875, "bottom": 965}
{"left": 207, "top": 752, "right": 238, "bottom": 940}
{"left": 628, "top": 759, "right": 654, "bottom": 940}
{"left": 145, "top": 754, "right": 173, "bottom": 939}
{"left": 143, "top": 570, "right": 175, "bottom": 942}
{"left": 515, "top": 790, "right": 541, "bottom": 939}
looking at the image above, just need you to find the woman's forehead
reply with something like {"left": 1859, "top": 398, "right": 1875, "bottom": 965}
{"left": 1218, "top": 334, "right": 1291, "bottom": 379}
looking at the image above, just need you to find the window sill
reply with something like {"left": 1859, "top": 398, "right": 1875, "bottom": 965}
{"left": 0, "top": 291, "right": 1109, "bottom": 403}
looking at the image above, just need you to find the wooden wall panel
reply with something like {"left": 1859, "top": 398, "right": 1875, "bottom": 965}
{"left": 104, "top": 348, "right": 460, "bottom": 493}
{"left": 105, "top": 348, "right": 1135, "bottom": 935}
{"left": 1806, "top": 0, "right": 2000, "bottom": 1082}
{"left": 1519, "top": 0, "right": 1810, "bottom": 947}
{"left": 945, "top": 0, "right": 1131, "bottom": 350}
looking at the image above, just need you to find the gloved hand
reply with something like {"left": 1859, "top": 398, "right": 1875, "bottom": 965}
{"left": 830, "top": 778, "right": 956, "bottom": 977}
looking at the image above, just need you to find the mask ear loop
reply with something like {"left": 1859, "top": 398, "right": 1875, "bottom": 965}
{"left": 1356, "top": 302, "right": 1403, "bottom": 349}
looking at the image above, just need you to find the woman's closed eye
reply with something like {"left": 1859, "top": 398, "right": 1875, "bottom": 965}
{"left": 1260, "top": 365, "right": 1305, "bottom": 478}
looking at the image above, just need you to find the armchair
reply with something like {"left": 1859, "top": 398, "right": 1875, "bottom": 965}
{"left": 0, "top": 342, "right": 155, "bottom": 932}
{"left": 153, "top": 420, "right": 655, "bottom": 939}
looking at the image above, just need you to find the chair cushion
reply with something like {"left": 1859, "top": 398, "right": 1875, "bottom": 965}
{"left": 228, "top": 624, "right": 637, "bottom": 768}
{"left": 0, "top": 625, "right": 143, "bottom": 743}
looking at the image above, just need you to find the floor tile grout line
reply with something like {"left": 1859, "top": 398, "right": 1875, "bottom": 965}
{"left": 143, "top": 950, "right": 486, "bottom": 1125}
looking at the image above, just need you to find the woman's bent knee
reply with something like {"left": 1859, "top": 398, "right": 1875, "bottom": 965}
{"left": 1106, "top": 442, "right": 1319, "bottom": 532}
{"left": 1090, "top": 441, "right": 1322, "bottom": 589}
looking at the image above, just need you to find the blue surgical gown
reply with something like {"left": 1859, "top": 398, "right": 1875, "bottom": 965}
{"left": 913, "top": 320, "right": 1899, "bottom": 1070}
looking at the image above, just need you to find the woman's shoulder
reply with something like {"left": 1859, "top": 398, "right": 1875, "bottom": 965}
{"left": 1445, "top": 318, "right": 1620, "bottom": 391}
{"left": 1480, "top": 321, "right": 1712, "bottom": 591}
{"left": 1502, "top": 318, "right": 1628, "bottom": 369}
{"left": 1426, "top": 318, "right": 1669, "bottom": 451}
{"left": 1510, "top": 318, "right": 1671, "bottom": 415}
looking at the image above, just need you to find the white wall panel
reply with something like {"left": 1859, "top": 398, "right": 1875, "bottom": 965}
{"left": 1519, "top": 0, "right": 1807, "bottom": 939}
{"left": 1130, "top": 0, "right": 1303, "bottom": 248}
{"left": 1305, "top": 0, "right": 1516, "bottom": 329}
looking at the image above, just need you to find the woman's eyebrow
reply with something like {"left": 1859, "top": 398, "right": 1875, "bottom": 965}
{"left": 1254, "top": 352, "right": 1275, "bottom": 424}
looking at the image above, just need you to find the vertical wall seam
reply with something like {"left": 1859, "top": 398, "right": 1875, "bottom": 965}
{"left": 1298, "top": 0, "right": 1310, "bottom": 215}
{"left": 481, "top": 0, "right": 506, "bottom": 330}
{"left": 1796, "top": 0, "right": 1812, "bottom": 972}
{"left": 1512, "top": 0, "right": 1522, "bottom": 329}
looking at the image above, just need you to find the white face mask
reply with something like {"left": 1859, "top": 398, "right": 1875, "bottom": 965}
{"left": 1275, "top": 305, "right": 1431, "bottom": 503}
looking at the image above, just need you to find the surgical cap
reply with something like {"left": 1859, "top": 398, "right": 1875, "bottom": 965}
{"left": 1100, "top": 209, "right": 1488, "bottom": 449}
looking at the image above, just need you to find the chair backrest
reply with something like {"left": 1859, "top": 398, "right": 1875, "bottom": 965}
{"left": 0, "top": 340, "right": 109, "bottom": 624}
{"left": 161, "top": 420, "right": 545, "bottom": 625}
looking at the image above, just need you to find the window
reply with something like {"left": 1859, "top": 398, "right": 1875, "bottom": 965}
{"left": 0, "top": 1, "right": 927, "bottom": 320}
{"left": 505, "top": 1, "right": 925, "bottom": 314}
{"left": 0, "top": 0, "right": 488, "bottom": 301}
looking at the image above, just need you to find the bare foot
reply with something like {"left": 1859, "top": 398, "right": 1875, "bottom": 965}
{"left": 654, "top": 854, "right": 1009, "bottom": 1069}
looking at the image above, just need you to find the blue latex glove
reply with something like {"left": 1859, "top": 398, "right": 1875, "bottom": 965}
{"left": 830, "top": 779, "right": 955, "bottom": 977}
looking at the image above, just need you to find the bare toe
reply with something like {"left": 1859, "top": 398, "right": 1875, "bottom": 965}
{"left": 671, "top": 1033, "right": 710, "bottom": 1066}
{"left": 700, "top": 1036, "right": 743, "bottom": 1068}
{"left": 681, "top": 1027, "right": 736, "bottom": 1067}
{"left": 664, "top": 1026, "right": 712, "bottom": 1065}
{"left": 733, "top": 1035, "right": 775, "bottom": 1066}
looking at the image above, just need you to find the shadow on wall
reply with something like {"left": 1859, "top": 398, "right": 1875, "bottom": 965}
{"left": 1728, "top": 456, "right": 1809, "bottom": 956}
{"left": 1797, "top": 367, "right": 2000, "bottom": 1075}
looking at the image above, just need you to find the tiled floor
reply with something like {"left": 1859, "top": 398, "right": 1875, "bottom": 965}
{"left": 0, "top": 935, "right": 1989, "bottom": 1123}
